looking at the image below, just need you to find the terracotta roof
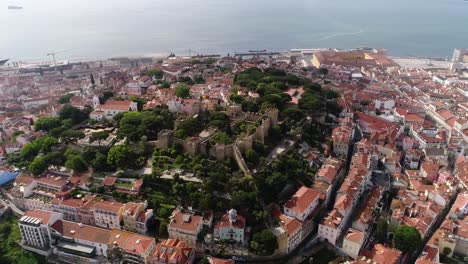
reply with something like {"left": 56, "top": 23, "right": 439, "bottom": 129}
{"left": 215, "top": 213, "right": 246, "bottom": 230}
{"left": 278, "top": 213, "right": 302, "bottom": 237}
{"left": 334, "top": 194, "right": 353, "bottom": 212}
{"left": 132, "top": 179, "right": 143, "bottom": 190}
{"left": 364, "top": 244, "right": 402, "bottom": 264}
{"left": 109, "top": 229, "right": 155, "bottom": 255}
{"left": 103, "top": 176, "right": 117, "bottom": 186}
{"left": 345, "top": 229, "right": 364, "bottom": 244}
{"left": 284, "top": 186, "right": 321, "bottom": 214}
{"left": 14, "top": 173, "right": 34, "bottom": 186}
{"left": 22, "top": 210, "right": 55, "bottom": 224}
{"left": 152, "top": 239, "right": 194, "bottom": 264}
{"left": 93, "top": 200, "right": 124, "bottom": 213}
{"left": 455, "top": 221, "right": 468, "bottom": 238}
{"left": 35, "top": 175, "right": 69, "bottom": 188}
{"left": 124, "top": 202, "right": 144, "bottom": 217}
{"left": 169, "top": 211, "right": 203, "bottom": 233}
{"left": 96, "top": 100, "right": 132, "bottom": 111}
{"left": 209, "top": 257, "right": 235, "bottom": 264}
{"left": 51, "top": 220, "right": 111, "bottom": 244}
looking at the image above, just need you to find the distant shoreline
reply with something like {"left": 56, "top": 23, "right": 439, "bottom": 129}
{"left": 3, "top": 48, "right": 454, "bottom": 65}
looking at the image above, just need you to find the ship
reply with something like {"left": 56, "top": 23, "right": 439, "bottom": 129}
{"left": 8, "top": 5, "right": 23, "bottom": 10}
{"left": 0, "top": 59, "right": 9, "bottom": 65}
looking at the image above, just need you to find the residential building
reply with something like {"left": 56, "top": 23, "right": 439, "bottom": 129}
{"left": 18, "top": 210, "right": 62, "bottom": 256}
{"left": 283, "top": 186, "right": 321, "bottom": 222}
{"left": 50, "top": 219, "right": 111, "bottom": 262}
{"left": 360, "top": 244, "right": 402, "bottom": 264}
{"left": 168, "top": 209, "right": 203, "bottom": 246}
{"left": 342, "top": 229, "right": 364, "bottom": 259}
{"left": 123, "top": 201, "right": 153, "bottom": 234}
{"left": 318, "top": 209, "right": 342, "bottom": 246}
{"left": 93, "top": 201, "right": 124, "bottom": 230}
{"left": 151, "top": 239, "right": 195, "bottom": 264}
{"left": 109, "top": 229, "right": 156, "bottom": 264}
{"left": 90, "top": 96, "right": 138, "bottom": 120}
{"left": 332, "top": 117, "right": 354, "bottom": 159}
{"left": 272, "top": 213, "right": 303, "bottom": 255}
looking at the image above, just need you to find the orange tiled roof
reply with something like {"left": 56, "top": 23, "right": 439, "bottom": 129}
{"left": 284, "top": 186, "right": 321, "bottom": 214}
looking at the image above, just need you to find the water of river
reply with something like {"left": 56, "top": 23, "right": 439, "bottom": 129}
{"left": 2, "top": 0, "right": 468, "bottom": 61}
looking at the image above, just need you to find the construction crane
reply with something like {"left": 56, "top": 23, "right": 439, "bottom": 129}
{"left": 188, "top": 49, "right": 200, "bottom": 57}
{"left": 47, "top": 49, "right": 70, "bottom": 70}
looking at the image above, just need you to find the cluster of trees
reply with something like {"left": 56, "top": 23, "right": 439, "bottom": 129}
{"left": 233, "top": 68, "right": 341, "bottom": 118}
{"left": 254, "top": 152, "right": 315, "bottom": 204}
{"left": 393, "top": 225, "right": 422, "bottom": 253}
{"left": 142, "top": 69, "right": 163, "bottom": 79}
{"left": 57, "top": 93, "right": 74, "bottom": 104}
{"left": 64, "top": 149, "right": 88, "bottom": 172}
{"left": 175, "top": 83, "right": 190, "bottom": 98}
{"left": 298, "top": 82, "right": 340, "bottom": 114}
{"left": 210, "top": 132, "right": 232, "bottom": 145}
{"left": 35, "top": 105, "right": 90, "bottom": 138}
{"left": 375, "top": 219, "right": 422, "bottom": 254}
{"left": 174, "top": 117, "right": 202, "bottom": 139}
{"left": 234, "top": 67, "right": 303, "bottom": 91}
{"left": 250, "top": 229, "right": 278, "bottom": 255}
{"left": 115, "top": 106, "right": 174, "bottom": 142}
{"left": 207, "top": 112, "right": 231, "bottom": 133}
{"left": 232, "top": 68, "right": 305, "bottom": 112}
{"left": 0, "top": 216, "right": 45, "bottom": 264}
{"left": 177, "top": 75, "right": 205, "bottom": 85}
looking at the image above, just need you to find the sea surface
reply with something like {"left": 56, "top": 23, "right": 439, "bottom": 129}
{"left": 2, "top": 0, "right": 468, "bottom": 61}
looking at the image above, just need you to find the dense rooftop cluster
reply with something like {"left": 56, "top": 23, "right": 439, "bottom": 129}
{"left": 0, "top": 47, "right": 468, "bottom": 263}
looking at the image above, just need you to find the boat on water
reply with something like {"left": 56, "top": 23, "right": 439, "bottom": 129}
{"left": 248, "top": 49, "right": 267, "bottom": 53}
{"left": 8, "top": 5, "right": 23, "bottom": 10}
{"left": 0, "top": 59, "right": 9, "bottom": 66}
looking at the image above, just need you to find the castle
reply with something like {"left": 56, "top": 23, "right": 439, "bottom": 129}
{"left": 155, "top": 106, "right": 278, "bottom": 161}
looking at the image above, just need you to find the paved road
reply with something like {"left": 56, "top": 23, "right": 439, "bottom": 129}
{"left": 0, "top": 192, "right": 24, "bottom": 216}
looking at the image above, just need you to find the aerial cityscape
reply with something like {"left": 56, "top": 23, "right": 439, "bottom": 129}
{"left": 3, "top": 1, "right": 468, "bottom": 264}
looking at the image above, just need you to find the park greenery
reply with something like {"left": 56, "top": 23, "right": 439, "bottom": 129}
{"left": 393, "top": 225, "right": 422, "bottom": 253}
{"left": 115, "top": 106, "right": 174, "bottom": 142}
{"left": 0, "top": 216, "right": 45, "bottom": 264}
{"left": 232, "top": 67, "right": 341, "bottom": 118}
{"left": 250, "top": 229, "right": 278, "bottom": 255}
{"left": 142, "top": 69, "right": 163, "bottom": 79}
{"left": 57, "top": 93, "right": 74, "bottom": 104}
{"left": 175, "top": 83, "right": 190, "bottom": 98}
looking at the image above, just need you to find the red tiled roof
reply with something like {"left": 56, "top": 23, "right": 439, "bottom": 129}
{"left": 22, "top": 210, "right": 54, "bottom": 224}
{"left": 93, "top": 200, "right": 124, "bottom": 213}
{"left": 209, "top": 257, "right": 234, "bottom": 264}
{"left": 96, "top": 100, "right": 132, "bottom": 111}
{"left": 110, "top": 229, "right": 155, "bottom": 255}
{"left": 169, "top": 211, "right": 203, "bottom": 233}
{"left": 363, "top": 244, "right": 402, "bottom": 264}
{"left": 103, "top": 176, "right": 117, "bottom": 186}
{"left": 51, "top": 220, "right": 111, "bottom": 244}
{"left": 215, "top": 213, "right": 246, "bottom": 230}
{"left": 278, "top": 213, "right": 302, "bottom": 237}
{"left": 284, "top": 186, "right": 321, "bottom": 214}
{"left": 152, "top": 239, "right": 194, "bottom": 264}
{"left": 345, "top": 229, "right": 364, "bottom": 244}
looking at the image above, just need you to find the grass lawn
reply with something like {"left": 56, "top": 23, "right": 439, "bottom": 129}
{"left": 0, "top": 215, "right": 46, "bottom": 264}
